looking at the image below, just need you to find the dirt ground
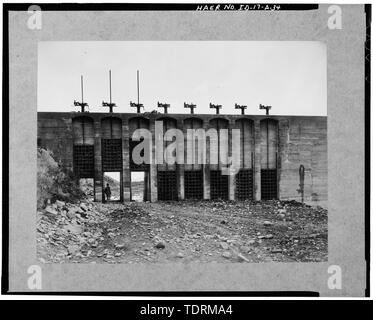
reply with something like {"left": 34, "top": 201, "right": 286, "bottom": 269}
{"left": 37, "top": 200, "right": 327, "bottom": 264}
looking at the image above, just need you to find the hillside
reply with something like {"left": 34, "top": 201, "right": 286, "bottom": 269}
{"left": 37, "top": 148, "right": 84, "bottom": 209}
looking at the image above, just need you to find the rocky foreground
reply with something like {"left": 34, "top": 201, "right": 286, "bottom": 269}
{"left": 37, "top": 200, "right": 327, "bottom": 264}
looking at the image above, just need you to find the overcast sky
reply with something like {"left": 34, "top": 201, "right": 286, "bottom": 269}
{"left": 38, "top": 41, "right": 326, "bottom": 116}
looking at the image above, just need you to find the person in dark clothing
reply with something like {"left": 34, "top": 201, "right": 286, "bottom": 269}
{"left": 104, "top": 183, "right": 111, "bottom": 201}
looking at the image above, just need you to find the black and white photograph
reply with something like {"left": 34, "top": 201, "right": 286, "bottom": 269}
{"left": 2, "top": 2, "right": 369, "bottom": 298}
{"left": 37, "top": 41, "right": 328, "bottom": 264}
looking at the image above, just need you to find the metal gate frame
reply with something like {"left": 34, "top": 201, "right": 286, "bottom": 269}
{"left": 73, "top": 145, "right": 95, "bottom": 178}
{"left": 102, "top": 138, "right": 122, "bottom": 172}
{"left": 157, "top": 171, "right": 178, "bottom": 201}
{"left": 184, "top": 170, "right": 203, "bottom": 200}
{"left": 210, "top": 170, "right": 229, "bottom": 200}
{"left": 261, "top": 169, "right": 278, "bottom": 200}
{"left": 235, "top": 169, "right": 254, "bottom": 200}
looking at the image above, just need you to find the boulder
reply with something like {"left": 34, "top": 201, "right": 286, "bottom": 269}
{"left": 78, "top": 211, "right": 88, "bottom": 219}
{"left": 66, "top": 209, "right": 76, "bottom": 219}
{"left": 45, "top": 206, "right": 58, "bottom": 216}
{"left": 222, "top": 251, "right": 232, "bottom": 259}
{"left": 237, "top": 253, "right": 250, "bottom": 262}
{"left": 155, "top": 241, "right": 166, "bottom": 249}
{"left": 67, "top": 245, "right": 80, "bottom": 255}
{"left": 271, "top": 248, "right": 282, "bottom": 253}
{"left": 55, "top": 200, "right": 65, "bottom": 208}
{"left": 240, "top": 246, "right": 251, "bottom": 253}
{"left": 114, "top": 243, "right": 126, "bottom": 250}
{"left": 220, "top": 242, "right": 229, "bottom": 250}
{"left": 64, "top": 223, "right": 82, "bottom": 235}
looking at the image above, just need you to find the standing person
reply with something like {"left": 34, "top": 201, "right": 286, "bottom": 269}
{"left": 104, "top": 183, "right": 111, "bottom": 201}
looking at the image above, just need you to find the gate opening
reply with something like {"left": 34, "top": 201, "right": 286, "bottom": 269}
{"left": 210, "top": 170, "right": 229, "bottom": 200}
{"left": 131, "top": 171, "right": 149, "bottom": 202}
{"left": 235, "top": 169, "right": 254, "bottom": 200}
{"left": 157, "top": 171, "right": 178, "bottom": 201}
{"left": 79, "top": 178, "right": 94, "bottom": 201}
{"left": 103, "top": 172, "right": 121, "bottom": 202}
{"left": 184, "top": 170, "right": 203, "bottom": 200}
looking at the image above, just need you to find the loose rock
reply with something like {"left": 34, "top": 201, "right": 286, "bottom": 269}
{"left": 45, "top": 206, "right": 58, "bottom": 216}
{"left": 222, "top": 251, "right": 232, "bottom": 259}
{"left": 155, "top": 242, "right": 165, "bottom": 249}
{"left": 220, "top": 242, "right": 229, "bottom": 250}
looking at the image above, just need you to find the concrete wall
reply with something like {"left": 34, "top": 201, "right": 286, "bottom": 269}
{"left": 38, "top": 114, "right": 74, "bottom": 171}
{"left": 37, "top": 112, "right": 327, "bottom": 207}
{"left": 278, "top": 117, "right": 327, "bottom": 207}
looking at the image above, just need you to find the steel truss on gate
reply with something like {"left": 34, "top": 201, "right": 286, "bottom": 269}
{"left": 210, "top": 170, "right": 229, "bottom": 200}
{"left": 184, "top": 170, "right": 203, "bottom": 200}
{"left": 235, "top": 169, "right": 254, "bottom": 200}
{"left": 101, "top": 138, "right": 122, "bottom": 172}
{"left": 261, "top": 169, "right": 278, "bottom": 200}
{"left": 73, "top": 145, "right": 95, "bottom": 178}
{"left": 157, "top": 171, "right": 178, "bottom": 201}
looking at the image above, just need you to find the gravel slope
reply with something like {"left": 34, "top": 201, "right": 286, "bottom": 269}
{"left": 37, "top": 200, "right": 327, "bottom": 264}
